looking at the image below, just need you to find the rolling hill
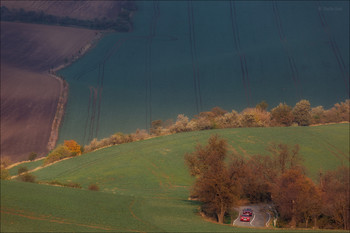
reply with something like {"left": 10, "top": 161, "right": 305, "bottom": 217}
{"left": 2, "top": 124, "right": 349, "bottom": 232}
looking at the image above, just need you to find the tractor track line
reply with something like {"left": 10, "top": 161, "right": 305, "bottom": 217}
{"left": 272, "top": 1, "right": 302, "bottom": 99}
{"left": 83, "top": 85, "right": 93, "bottom": 144}
{"left": 190, "top": 1, "right": 203, "bottom": 112}
{"left": 229, "top": 0, "right": 250, "bottom": 106}
{"left": 188, "top": 0, "right": 203, "bottom": 113}
{"left": 188, "top": 0, "right": 199, "bottom": 114}
{"left": 145, "top": 0, "right": 160, "bottom": 131}
{"left": 317, "top": 2, "right": 349, "bottom": 95}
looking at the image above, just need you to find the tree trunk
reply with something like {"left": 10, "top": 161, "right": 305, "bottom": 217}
{"left": 290, "top": 200, "right": 296, "bottom": 228}
{"left": 217, "top": 204, "right": 225, "bottom": 224}
{"left": 305, "top": 218, "right": 308, "bottom": 228}
{"left": 313, "top": 216, "right": 318, "bottom": 229}
{"left": 290, "top": 215, "right": 296, "bottom": 228}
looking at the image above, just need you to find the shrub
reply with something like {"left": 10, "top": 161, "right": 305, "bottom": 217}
{"left": 0, "top": 166, "right": 10, "bottom": 180}
{"left": 44, "top": 144, "right": 72, "bottom": 165}
{"left": 292, "top": 99, "right": 311, "bottom": 126}
{"left": 1, "top": 156, "right": 12, "bottom": 168}
{"left": 64, "top": 140, "right": 82, "bottom": 156}
{"left": 240, "top": 111, "right": 257, "bottom": 127}
{"left": 20, "top": 173, "right": 36, "bottom": 183}
{"left": 17, "top": 166, "right": 28, "bottom": 175}
{"left": 151, "top": 120, "right": 164, "bottom": 135}
{"left": 88, "top": 184, "right": 99, "bottom": 191}
{"left": 256, "top": 100, "right": 269, "bottom": 111}
{"left": 310, "top": 106, "right": 326, "bottom": 124}
{"left": 28, "top": 152, "right": 37, "bottom": 161}
{"left": 239, "top": 108, "right": 271, "bottom": 127}
{"left": 131, "top": 129, "right": 150, "bottom": 141}
{"left": 215, "top": 110, "right": 241, "bottom": 128}
{"left": 170, "top": 114, "right": 190, "bottom": 133}
{"left": 324, "top": 100, "right": 350, "bottom": 123}
{"left": 271, "top": 103, "right": 294, "bottom": 126}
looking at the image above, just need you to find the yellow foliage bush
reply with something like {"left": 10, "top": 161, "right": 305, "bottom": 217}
{"left": 64, "top": 140, "right": 82, "bottom": 156}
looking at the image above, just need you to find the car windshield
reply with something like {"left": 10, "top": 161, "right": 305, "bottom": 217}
{"left": 241, "top": 215, "right": 250, "bottom": 217}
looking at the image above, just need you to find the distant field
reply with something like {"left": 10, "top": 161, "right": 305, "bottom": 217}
{"left": 1, "top": 1, "right": 121, "bottom": 21}
{"left": 2, "top": 124, "right": 348, "bottom": 232}
{"left": 0, "top": 64, "right": 60, "bottom": 162}
{"left": 57, "top": 1, "right": 349, "bottom": 145}
{"left": 1, "top": 22, "right": 98, "bottom": 162}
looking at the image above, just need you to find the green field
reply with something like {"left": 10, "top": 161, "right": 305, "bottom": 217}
{"left": 2, "top": 124, "right": 349, "bottom": 232}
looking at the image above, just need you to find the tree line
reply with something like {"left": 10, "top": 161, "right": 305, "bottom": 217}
{"left": 0, "top": 1, "right": 137, "bottom": 32}
{"left": 185, "top": 135, "right": 349, "bottom": 229}
{"left": 82, "top": 99, "right": 349, "bottom": 153}
{"left": 0, "top": 99, "right": 348, "bottom": 170}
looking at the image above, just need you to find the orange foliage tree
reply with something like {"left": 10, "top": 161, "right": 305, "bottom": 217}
{"left": 64, "top": 140, "right": 82, "bottom": 156}
{"left": 185, "top": 135, "right": 241, "bottom": 224}
{"left": 271, "top": 169, "right": 321, "bottom": 228}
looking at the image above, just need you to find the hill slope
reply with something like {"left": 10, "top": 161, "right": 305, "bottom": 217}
{"left": 2, "top": 124, "right": 349, "bottom": 232}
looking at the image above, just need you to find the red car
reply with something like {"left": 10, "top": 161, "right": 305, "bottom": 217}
{"left": 240, "top": 214, "right": 251, "bottom": 222}
{"left": 243, "top": 208, "right": 253, "bottom": 216}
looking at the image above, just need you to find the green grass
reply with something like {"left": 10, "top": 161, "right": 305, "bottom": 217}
{"left": 8, "top": 159, "right": 44, "bottom": 176}
{"left": 2, "top": 124, "right": 349, "bottom": 232}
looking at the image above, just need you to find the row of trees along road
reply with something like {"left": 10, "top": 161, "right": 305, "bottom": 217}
{"left": 185, "top": 135, "right": 350, "bottom": 229}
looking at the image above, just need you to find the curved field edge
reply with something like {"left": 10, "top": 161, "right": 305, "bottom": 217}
{"left": 2, "top": 124, "right": 349, "bottom": 232}
{"left": 17, "top": 123, "right": 349, "bottom": 182}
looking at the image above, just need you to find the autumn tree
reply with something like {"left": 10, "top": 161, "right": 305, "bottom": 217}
{"left": 185, "top": 135, "right": 241, "bottom": 223}
{"left": 215, "top": 110, "right": 241, "bottom": 128}
{"left": 271, "top": 103, "right": 294, "bottom": 126}
{"left": 240, "top": 154, "right": 275, "bottom": 202}
{"left": 210, "top": 106, "right": 228, "bottom": 117}
{"left": 271, "top": 169, "right": 321, "bottom": 228}
{"left": 324, "top": 100, "right": 350, "bottom": 123}
{"left": 310, "top": 106, "right": 326, "bottom": 124}
{"left": 240, "top": 108, "right": 271, "bottom": 127}
{"left": 293, "top": 100, "right": 311, "bottom": 126}
{"left": 256, "top": 100, "right": 268, "bottom": 111}
{"left": 150, "top": 120, "right": 163, "bottom": 135}
{"left": 320, "top": 166, "right": 350, "bottom": 230}
{"left": 64, "top": 140, "right": 82, "bottom": 156}
{"left": 170, "top": 114, "right": 190, "bottom": 133}
{"left": 267, "top": 143, "right": 304, "bottom": 175}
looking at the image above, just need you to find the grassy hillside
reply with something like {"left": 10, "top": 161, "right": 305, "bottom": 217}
{"left": 2, "top": 124, "right": 349, "bottom": 232}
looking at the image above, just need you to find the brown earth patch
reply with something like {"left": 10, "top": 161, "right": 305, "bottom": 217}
{"left": 1, "top": 22, "right": 99, "bottom": 162}
{"left": 1, "top": 1, "right": 122, "bottom": 21}
{"left": 1, "top": 22, "right": 99, "bottom": 72}
{"left": 1, "top": 64, "right": 60, "bottom": 162}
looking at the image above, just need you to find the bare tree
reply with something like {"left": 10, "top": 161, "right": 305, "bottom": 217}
{"left": 185, "top": 135, "right": 241, "bottom": 223}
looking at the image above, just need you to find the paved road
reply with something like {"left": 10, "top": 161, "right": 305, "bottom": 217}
{"left": 232, "top": 204, "right": 271, "bottom": 228}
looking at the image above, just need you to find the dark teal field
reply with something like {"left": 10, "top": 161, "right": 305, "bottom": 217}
{"left": 57, "top": 1, "right": 349, "bottom": 145}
